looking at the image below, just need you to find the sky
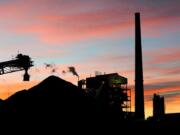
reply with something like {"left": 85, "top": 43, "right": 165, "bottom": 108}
{"left": 0, "top": 0, "right": 179, "bottom": 118}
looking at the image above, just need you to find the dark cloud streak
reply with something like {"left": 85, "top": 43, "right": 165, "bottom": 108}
{"left": 145, "top": 81, "right": 180, "bottom": 90}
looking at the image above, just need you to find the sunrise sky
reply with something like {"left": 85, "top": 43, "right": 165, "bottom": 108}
{"left": 0, "top": 0, "right": 179, "bottom": 118}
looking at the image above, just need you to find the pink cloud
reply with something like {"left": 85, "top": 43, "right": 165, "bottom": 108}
{"left": 145, "top": 47, "right": 180, "bottom": 65}
{"left": 142, "top": 16, "right": 180, "bottom": 37}
{"left": 9, "top": 18, "right": 131, "bottom": 44}
{"left": 0, "top": 1, "right": 178, "bottom": 44}
{"left": 11, "top": 16, "right": 180, "bottom": 44}
{"left": 145, "top": 67, "right": 180, "bottom": 77}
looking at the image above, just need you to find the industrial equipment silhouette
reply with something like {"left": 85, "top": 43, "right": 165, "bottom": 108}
{"left": 0, "top": 53, "right": 33, "bottom": 81}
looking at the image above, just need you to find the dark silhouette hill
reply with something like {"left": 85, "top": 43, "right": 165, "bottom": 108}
{"left": 3, "top": 76, "right": 97, "bottom": 119}
{"left": 0, "top": 76, "right": 121, "bottom": 132}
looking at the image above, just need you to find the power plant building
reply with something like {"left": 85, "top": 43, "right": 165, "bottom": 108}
{"left": 153, "top": 94, "right": 165, "bottom": 119}
{"left": 78, "top": 73, "right": 131, "bottom": 119}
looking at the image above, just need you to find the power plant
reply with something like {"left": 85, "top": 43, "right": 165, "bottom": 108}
{"left": 0, "top": 12, "right": 179, "bottom": 131}
{"left": 1, "top": 12, "right": 178, "bottom": 124}
{"left": 0, "top": 13, "right": 146, "bottom": 121}
{"left": 78, "top": 12, "right": 146, "bottom": 120}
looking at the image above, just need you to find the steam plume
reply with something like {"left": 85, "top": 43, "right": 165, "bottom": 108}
{"left": 68, "top": 66, "right": 79, "bottom": 77}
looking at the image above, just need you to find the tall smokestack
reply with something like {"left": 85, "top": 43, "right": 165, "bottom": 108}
{"left": 135, "top": 12, "right": 145, "bottom": 120}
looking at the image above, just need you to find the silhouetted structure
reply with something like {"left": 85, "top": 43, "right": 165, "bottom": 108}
{"left": 79, "top": 73, "right": 131, "bottom": 119}
{"left": 160, "top": 113, "right": 180, "bottom": 121}
{"left": 0, "top": 75, "right": 179, "bottom": 132}
{"left": 152, "top": 94, "right": 180, "bottom": 122}
{"left": 135, "top": 12, "right": 145, "bottom": 120}
{"left": 0, "top": 53, "right": 33, "bottom": 81}
{"left": 153, "top": 94, "right": 165, "bottom": 119}
{"left": 0, "top": 75, "right": 133, "bottom": 132}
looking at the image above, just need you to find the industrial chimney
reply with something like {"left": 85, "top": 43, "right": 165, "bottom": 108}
{"left": 135, "top": 12, "right": 145, "bottom": 120}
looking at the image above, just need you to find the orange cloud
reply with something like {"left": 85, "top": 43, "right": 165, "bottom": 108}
{"left": 0, "top": 81, "right": 39, "bottom": 100}
{"left": 129, "top": 85, "right": 180, "bottom": 118}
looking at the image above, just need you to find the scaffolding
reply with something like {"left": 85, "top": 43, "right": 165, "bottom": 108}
{"left": 78, "top": 73, "right": 131, "bottom": 119}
